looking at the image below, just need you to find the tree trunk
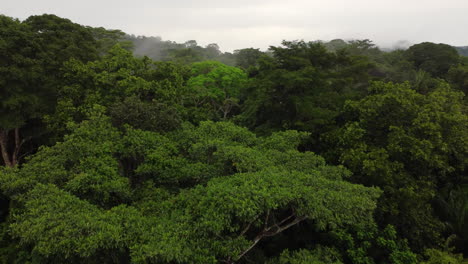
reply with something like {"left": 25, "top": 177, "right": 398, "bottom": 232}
{"left": 0, "top": 128, "right": 22, "bottom": 168}
{"left": 0, "top": 129, "right": 13, "bottom": 167}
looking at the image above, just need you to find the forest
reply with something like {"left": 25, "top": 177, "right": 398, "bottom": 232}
{"left": 0, "top": 14, "right": 467, "bottom": 264}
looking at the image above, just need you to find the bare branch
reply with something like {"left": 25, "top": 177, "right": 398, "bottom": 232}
{"left": 263, "top": 210, "right": 270, "bottom": 230}
{"left": 235, "top": 234, "right": 263, "bottom": 262}
{"left": 240, "top": 215, "right": 260, "bottom": 237}
{"left": 235, "top": 214, "right": 308, "bottom": 263}
{"left": 275, "top": 212, "right": 296, "bottom": 228}
{"left": 264, "top": 215, "right": 307, "bottom": 237}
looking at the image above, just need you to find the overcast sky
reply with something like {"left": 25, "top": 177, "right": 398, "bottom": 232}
{"left": 2, "top": 0, "right": 468, "bottom": 51}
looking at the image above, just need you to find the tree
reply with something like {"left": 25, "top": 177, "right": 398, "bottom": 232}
{"left": 0, "top": 15, "right": 44, "bottom": 167}
{"left": 127, "top": 122, "right": 382, "bottom": 263}
{"left": 88, "top": 27, "right": 134, "bottom": 55}
{"left": 323, "top": 39, "right": 348, "bottom": 52}
{"left": 205, "top": 43, "right": 222, "bottom": 59}
{"left": 234, "top": 48, "right": 265, "bottom": 69}
{"left": 0, "top": 119, "right": 382, "bottom": 263}
{"left": 24, "top": 14, "right": 99, "bottom": 69}
{"left": 135, "top": 169, "right": 380, "bottom": 263}
{"left": 0, "top": 14, "right": 103, "bottom": 167}
{"left": 329, "top": 224, "right": 417, "bottom": 264}
{"left": 268, "top": 248, "right": 343, "bottom": 264}
{"left": 447, "top": 64, "right": 468, "bottom": 95}
{"left": 186, "top": 61, "right": 248, "bottom": 121}
{"left": 433, "top": 185, "right": 468, "bottom": 254}
{"left": 406, "top": 42, "right": 459, "bottom": 78}
{"left": 345, "top": 39, "right": 383, "bottom": 59}
{"left": 330, "top": 81, "right": 468, "bottom": 251}
{"left": 420, "top": 248, "right": 464, "bottom": 264}
{"left": 240, "top": 40, "right": 374, "bottom": 149}
{"left": 46, "top": 45, "right": 188, "bottom": 135}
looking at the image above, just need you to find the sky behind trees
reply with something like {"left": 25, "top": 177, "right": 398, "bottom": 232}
{"left": 2, "top": 0, "right": 468, "bottom": 51}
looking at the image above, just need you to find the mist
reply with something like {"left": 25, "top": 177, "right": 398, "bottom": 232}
{"left": 2, "top": 0, "right": 468, "bottom": 52}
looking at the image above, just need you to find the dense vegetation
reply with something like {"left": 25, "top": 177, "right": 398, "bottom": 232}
{"left": 0, "top": 14, "right": 467, "bottom": 264}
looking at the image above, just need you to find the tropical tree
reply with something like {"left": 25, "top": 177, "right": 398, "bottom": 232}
{"left": 329, "top": 81, "right": 468, "bottom": 251}
{"left": 187, "top": 61, "right": 248, "bottom": 121}
{"left": 240, "top": 40, "right": 374, "bottom": 150}
{"left": 0, "top": 117, "right": 382, "bottom": 263}
{"left": 0, "top": 15, "right": 50, "bottom": 167}
{"left": 406, "top": 42, "right": 459, "bottom": 78}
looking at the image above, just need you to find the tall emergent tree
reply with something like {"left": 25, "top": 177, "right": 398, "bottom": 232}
{"left": 0, "top": 15, "right": 43, "bottom": 167}
{"left": 0, "top": 14, "right": 100, "bottom": 167}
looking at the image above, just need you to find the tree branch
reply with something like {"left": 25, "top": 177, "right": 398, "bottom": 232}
{"left": 274, "top": 212, "right": 296, "bottom": 229}
{"left": 240, "top": 215, "right": 260, "bottom": 237}
{"left": 234, "top": 213, "right": 308, "bottom": 262}
{"left": 235, "top": 234, "right": 263, "bottom": 263}
{"left": 264, "top": 215, "right": 307, "bottom": 237}
{"left": 264, "top": 209, "right": 270, "bottom": 230}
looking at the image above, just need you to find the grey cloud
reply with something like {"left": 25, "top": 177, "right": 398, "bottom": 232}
{"left": 2, "top": 0, "right": 468, "bottom": 51}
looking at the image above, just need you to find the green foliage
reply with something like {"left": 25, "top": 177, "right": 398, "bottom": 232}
{"left": 269, "top": 248, "right": 343, "bottom": 264}
{"left": 46, "top": 45, "right": 188, "bottom": 135}
{"left": 0, "top": 15, "right": 44, "bottom": 130}
{"left": 186, "top": 61, "right": 248, "bottom": 121}
{"left": 128, "top": 36, "right": 236, "bottom": 65}
{"left": 421, "top": 249, "right": 464, "bottom": 264}
{"left": 133, "top": 164, "right": 380, "bottom": 263}
{"left": 434, "top": 185, "right": 468, "bottom": 254}
{"left": 406, "top": 42, "right": 460, "bottom": 77}
{"left": 234, "top": 48, "right": 265, "bottom": 69}
{"left": 2, "top": 111, "right": 131, "bottom": 206}
{"left": 376, "top": 226, "right": 418, "bottom": 264}
{"left": 109, "top": 96, "right": 181, "bottom": 131}
{"left": 239, "top": 40, "right": 373, "bottom": 147}
{"left": 10, "top": 184, "right": 127, "bottom": 259}
{"left": 330, "top": 224, "right": 417, "bottom": 264}
{"left": 1, "top": 12, "right": 467, "bottom": 263}
{"left": 330, "top": 81, "right": 468, "bottom": 251}
{"left": 24, "top": 14, "right": 99, "bottom": 67}
{"left": 447, "top": 64, "right": 468, "bottom": 95}
{"left": 0, "top": 14, "right": 103, "bottom": 167}
{"left": 89, "top": 27, "right": 133, "bottom": 55}
{"left": 1, "top": 119, "right": 381, "bottom": 263}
